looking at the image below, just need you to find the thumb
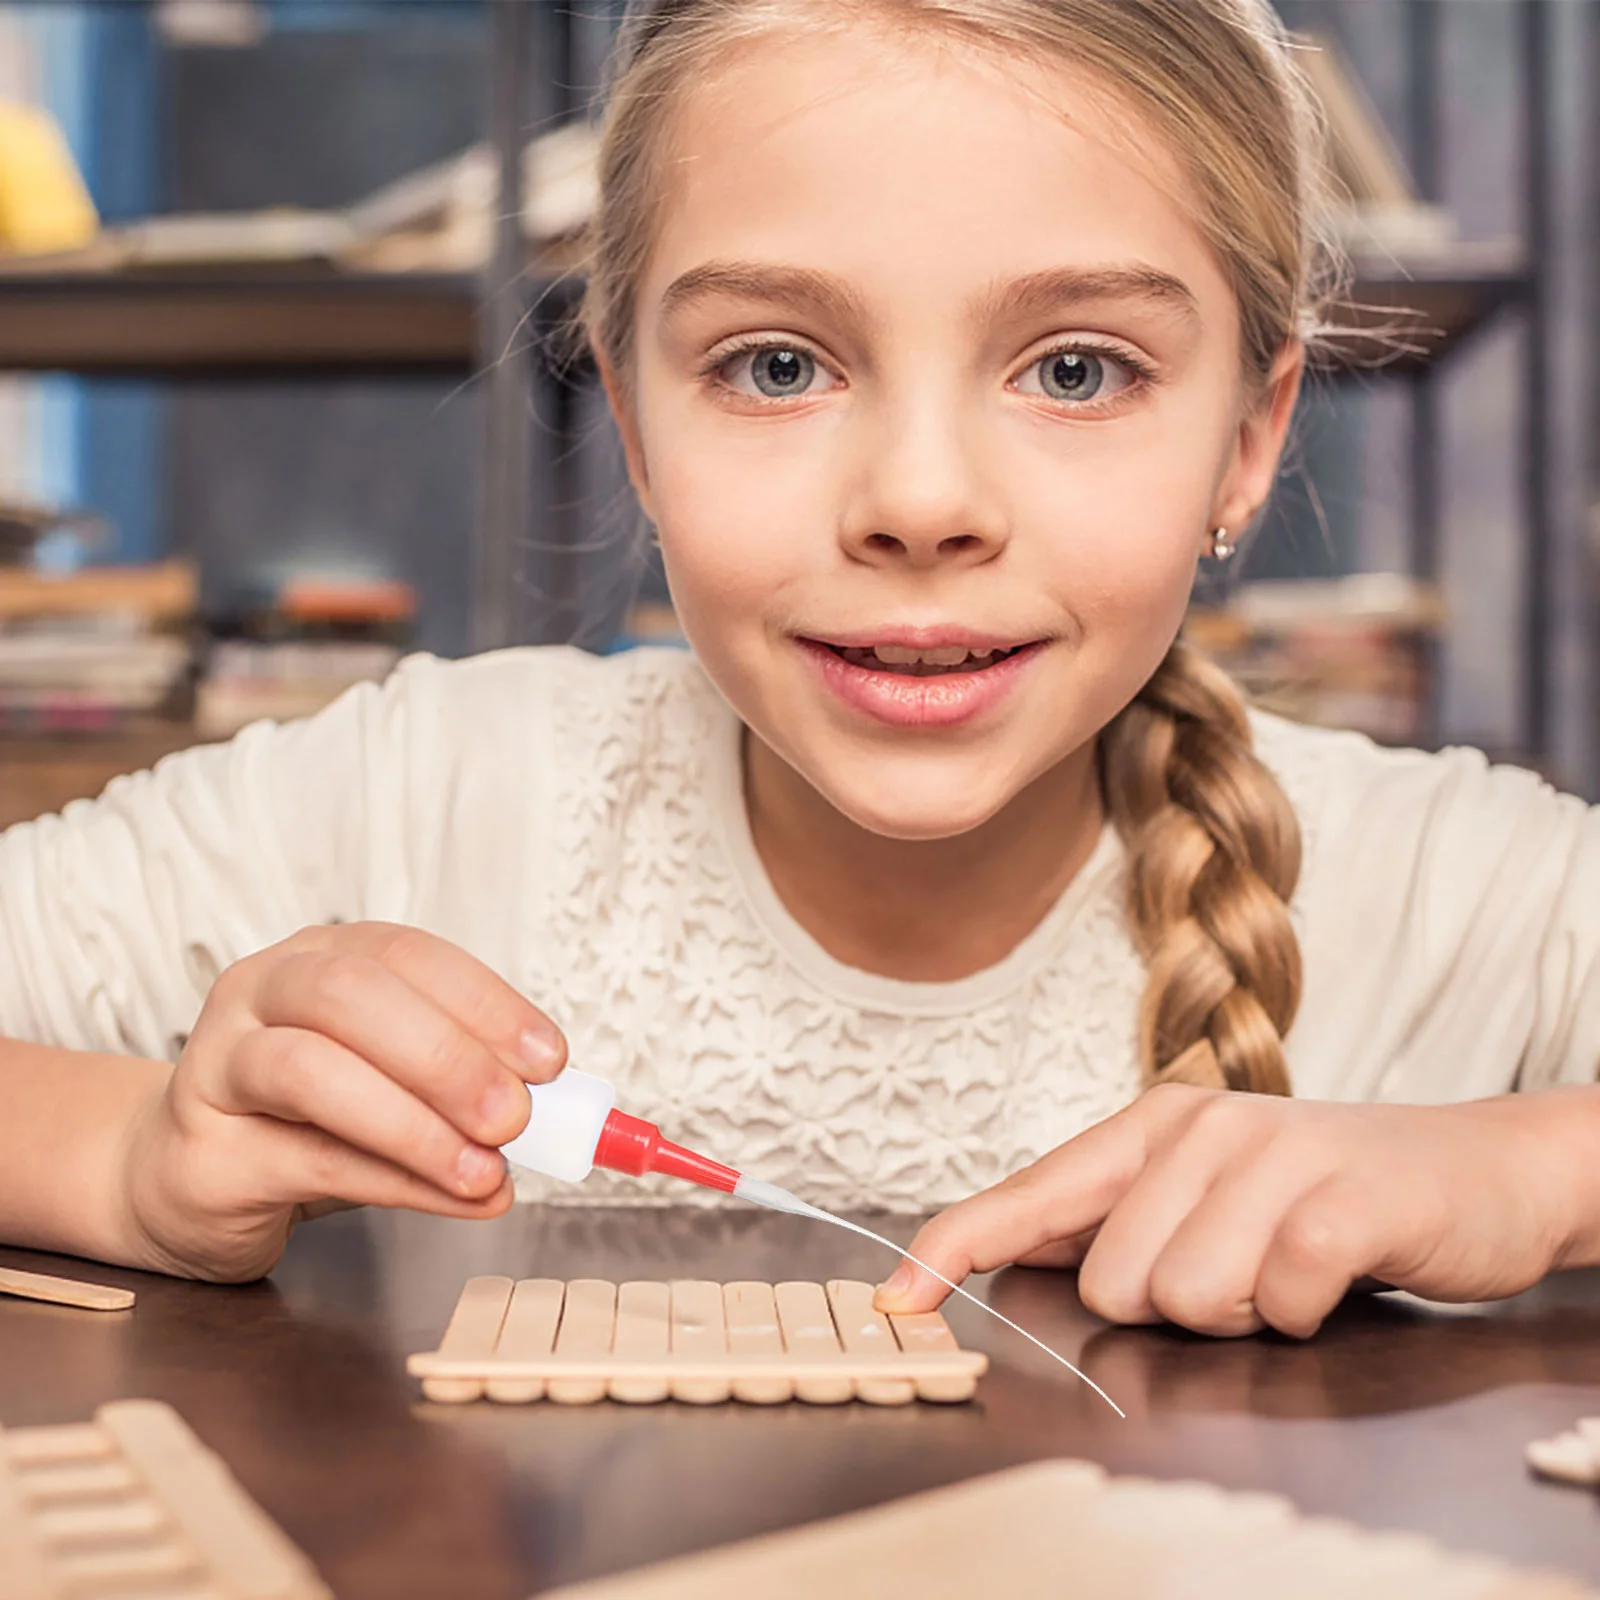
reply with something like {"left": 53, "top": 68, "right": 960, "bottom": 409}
{"left": 870, "top": 1200, "right": 1007, "bottom": 1316}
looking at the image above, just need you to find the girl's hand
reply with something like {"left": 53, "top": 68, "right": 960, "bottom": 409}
{"left": 874, "top": 1082, "right": 1577, "bottom": 1338}
{"left": 114, "top": 922, "right": 566, "bottom": 1282}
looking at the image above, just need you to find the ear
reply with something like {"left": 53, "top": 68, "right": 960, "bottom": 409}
{"left": 1211, "top": 339, "right": 1305, "bottom": 535}
{"left": 594, "top": 342, "right": 658, "bottom": 523}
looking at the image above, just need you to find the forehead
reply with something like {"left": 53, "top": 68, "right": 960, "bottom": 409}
{"left": 641, "top": 21, "right": 1231, "bottom": 321}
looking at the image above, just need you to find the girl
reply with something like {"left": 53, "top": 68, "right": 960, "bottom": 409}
{"left": 1, "top": 0, "right": 1597, "bottom": 1342}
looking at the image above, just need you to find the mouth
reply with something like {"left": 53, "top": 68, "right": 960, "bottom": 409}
{"left": 794, "top": 633, "right": 1048, "bottom": 730}
{"left": 811, "top": 641, "right": 1033, "bottom": 677}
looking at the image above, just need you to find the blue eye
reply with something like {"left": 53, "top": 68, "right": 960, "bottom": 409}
{"left": 725, "top": 346, "right": 820, "bottom": 398}
{"left": 1041, "top": 351, "right": 1101, "bottom": 400}
{"left": 1016, "top": 347, "right": 1139, "bottom": 405}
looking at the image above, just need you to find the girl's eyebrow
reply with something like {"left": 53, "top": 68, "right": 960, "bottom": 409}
{"left": 658, "top": 259, "right": 1198, "bottom": 330}
{"left": 660, "top": 262, "right": 871, "bottom": 327}
{"left": 980, "top": 265, "right": 1200, "bottom": 329}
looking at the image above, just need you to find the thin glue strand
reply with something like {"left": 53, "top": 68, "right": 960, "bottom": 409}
{"left": 733, "top": 1176, "right": 1126, "bottom": 1420}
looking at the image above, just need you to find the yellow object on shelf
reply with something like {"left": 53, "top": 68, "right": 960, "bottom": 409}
{"left": 0, "top": 101, "right": 98, "bottom": 255}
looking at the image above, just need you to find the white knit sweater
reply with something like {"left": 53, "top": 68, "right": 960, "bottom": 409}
{"left": 2, "top": 645, "right": 1596, "bottom": 1211}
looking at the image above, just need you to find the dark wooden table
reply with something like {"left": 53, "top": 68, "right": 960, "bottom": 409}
{"left": 2, "top": 1206, "right": 1598, "bottom": 1598}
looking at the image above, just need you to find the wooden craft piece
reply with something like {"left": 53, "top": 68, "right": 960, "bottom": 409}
{"left": 884, "top": 1307, "right": 979, "bottom": 1403}
{"left": 550, "top": 1279, "right": 618, "bottom": 1406}
{"left": 825, "top": 1280, "right": 913, "bottom": 1406}
{"left": 0, "top": 1266, "right": 134, "bottom": 1314}
{"left": 486, "top": 1278, "right": 564, "bottom": 1405}
{"left": 1527, "top": 1420, "right": 1600, "bottom": 1488}
{"left": 611, "top": 1282, "right": 672, "bottom": 1405}
{"left": 774, "top": 1282, "right": 852, "bottom": 1405}
{"left": 419, "top": 1273, "right": 513, "bottom": 1404}
{"left": 723, "top": 1282, "right": 791, "bottom": 1405}
{"left": 667, "top": 1280, "right": 730, "bottom": 1406}
{"left": 409, "top": 1279, "right": 987, "bottom": 1407}
{"left": 0, "top": 1399, "right": 331, "bottom": 1599}
{"left": 531, "top": 1458, "right": 1600, "bottom": 1600}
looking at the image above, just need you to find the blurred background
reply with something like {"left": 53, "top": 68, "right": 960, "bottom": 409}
{"left": 0, "top": 0, "right": 1592, "bottom": 828}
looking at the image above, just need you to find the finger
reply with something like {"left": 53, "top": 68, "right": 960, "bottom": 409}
{"left": 1016, "top": 1230, "right": 1097, "bottom": 1269}
{"left": 1076, "top": 1103, "right": 1275, "bottom": 1328}
{"left": 330, "top": 922, "right": 567, "bottom": 1082}
{"left": 252, "top": 950, "right": 535, "bottom": 1148}
{"left": 1136, "top": 1140, "right": 1331, "bottom": 1336}
{"left": 1253, "top": 1173, "right": 1402, "bottom": 1339}
{"left": 874, "top": 1084, "right": 1217, "bottom": 1315}
{"left": 260, "top": 1118, "right": 517, "bottom": 1220}
{"left": 223, "top": 1025, "right": 510, "bottom": 1202}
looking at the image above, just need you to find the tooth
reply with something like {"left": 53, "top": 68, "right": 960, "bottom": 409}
{"left": 873, "top": 645, "right": 922, "bottom": 666}
{"left": 922, "top": 647, "right": 971, "bottom": 667}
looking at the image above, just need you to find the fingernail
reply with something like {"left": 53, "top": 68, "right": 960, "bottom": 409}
{"left": 520, "top": 1028, "right": 566, "bottom": 1078}
{"left": 457, "top": 1144, "right": 505, "bottom": 1194}
{"left": 879, "top": 1263, "right": 914, "bottom": 1300}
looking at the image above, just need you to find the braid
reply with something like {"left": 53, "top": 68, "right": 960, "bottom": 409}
{"left": 1101, "top": 640, "right": 1303, "bottom": 1095}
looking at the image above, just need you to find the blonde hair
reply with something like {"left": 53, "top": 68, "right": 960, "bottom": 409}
{"left": 580, "top": 0, "right": 1344, "bottom": 1096}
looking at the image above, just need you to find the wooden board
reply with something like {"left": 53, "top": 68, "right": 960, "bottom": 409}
{"left": 535, "top": 1457, "right": 1600, "bottom": 1600}
{"left": 409, "top": 1278, "right": 986, "bottom": 1406}
{"left": 0, "top": 1399, "right": 330, "bottom": 1599}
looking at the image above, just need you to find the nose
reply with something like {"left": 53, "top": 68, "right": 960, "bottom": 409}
{"left": 838, "top": 392, "right": 1009, "bottom": 571}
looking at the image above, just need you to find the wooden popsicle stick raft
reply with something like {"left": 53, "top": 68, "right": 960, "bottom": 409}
{"left": 0, "top": 1399, "right": 332, "bottom": 1600}
{"left": 408, "top": 1278, "right": 988, "bottom": 1406}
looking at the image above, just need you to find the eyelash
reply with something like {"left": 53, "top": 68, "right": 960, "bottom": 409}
{"left": 698, "top": 336, "right": 1159, "bottom": 409}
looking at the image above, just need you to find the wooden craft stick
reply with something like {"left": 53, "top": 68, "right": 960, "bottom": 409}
{"left": 668, "top": 1280, "right": 731, "bottom": 1405}
{"left": 774, "top": 1282, "right": 852, "bottom": 1405}
{"left": 826, "top": 1280, "right": 914, "bottom": 1407}
{"left": 610, "top": 1282, "right": 672, "bottom": 1405}
{"left": 51, "top": 1540, "right": 198, "bottom": 1586}
{"left": 4, "top": 1424, "right": 113, "bottom": 1467}
{"left": 13, "top": 1459, "right": 139, "bottom": 1501}
{"left": 97, "top": 1399, "right": 332, "bottom": 1600}
{"left": 549, "top": 1280, "right": 617, "bottom": 1405}
{"left": 723, "top": 1282, "right": 792, "bottom": 1405}
{"left": 32, "top": 1494, "right": 167, "bottom": 1544}
{"left": 487, "top": 1279, "right": 564, "bottom": 1405}
{"left": 422, "top": 1275, "right": 513, "bottom": 1404}
{"left": 0, "top": 1266, "right": 134, "bottom": 1313}
{"left": 888, "top": 1308, "right": 978, "bottom": 1402}
{"left": 0, "top": 1423, "right": 58, "bottom": 1600}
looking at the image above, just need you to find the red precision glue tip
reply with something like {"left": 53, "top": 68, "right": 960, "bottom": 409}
{"left": 592, "top": 1109, "right": 741, "bottom": 1193}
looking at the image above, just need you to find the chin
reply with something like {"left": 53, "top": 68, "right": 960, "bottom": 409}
{"left": 819, "top": 763, "right": 1020, "bottom": 843}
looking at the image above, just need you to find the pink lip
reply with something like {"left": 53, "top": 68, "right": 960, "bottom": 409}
{"left": 796, "top": 637, "right": 1046, "bottom": 730}
{"left": 811, "top": 625, "right": 1032, "bottom": 652}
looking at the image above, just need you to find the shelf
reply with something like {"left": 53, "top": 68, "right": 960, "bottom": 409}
{"left": 0, "top": 248, "right": 1524, "bottom": 379}
{"left": 0, "top": 266, "right": 482, "bottom": 378}
{"left": 0, "top": 717, "right": 206, "bottom": 832}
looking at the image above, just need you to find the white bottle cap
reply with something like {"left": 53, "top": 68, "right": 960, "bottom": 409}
{"left": 499, "top": 1066, "right": 616, "bottom": 1184}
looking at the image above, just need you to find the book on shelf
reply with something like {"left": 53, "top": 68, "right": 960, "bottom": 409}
{"left": 1187, "top": 573, "right": 1443, "bottom": 747}
{"left": 194, "top": 574, "right": 412, "bottom": 739}
{"left": 0, "top": 558, "right": 198, "bottom": 734}
{"left": 0, "top": 120, "right": 600, "bottom": 278}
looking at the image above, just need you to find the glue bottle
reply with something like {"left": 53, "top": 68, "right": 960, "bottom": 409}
{"left": 499, "top": 1066, "right": 741, "bottom": 1192}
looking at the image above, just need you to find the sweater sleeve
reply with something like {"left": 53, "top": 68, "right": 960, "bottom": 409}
{"left": 0, "top": 660, "right": 421, "bottom": 1062}
{"left": 1264, "top": 716, "right": 1600, "bottom": 1102}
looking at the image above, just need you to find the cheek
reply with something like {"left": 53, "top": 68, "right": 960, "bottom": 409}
{"left": 643, "top": 418, "right": 834, "bottom": 641}
{"left": 1012, "top": 418, "right": 1222, "bottom": 631}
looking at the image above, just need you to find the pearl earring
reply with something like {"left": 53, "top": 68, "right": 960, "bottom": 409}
{"left": 1208, "top": 526, "right": 1236, "bottom": 562}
